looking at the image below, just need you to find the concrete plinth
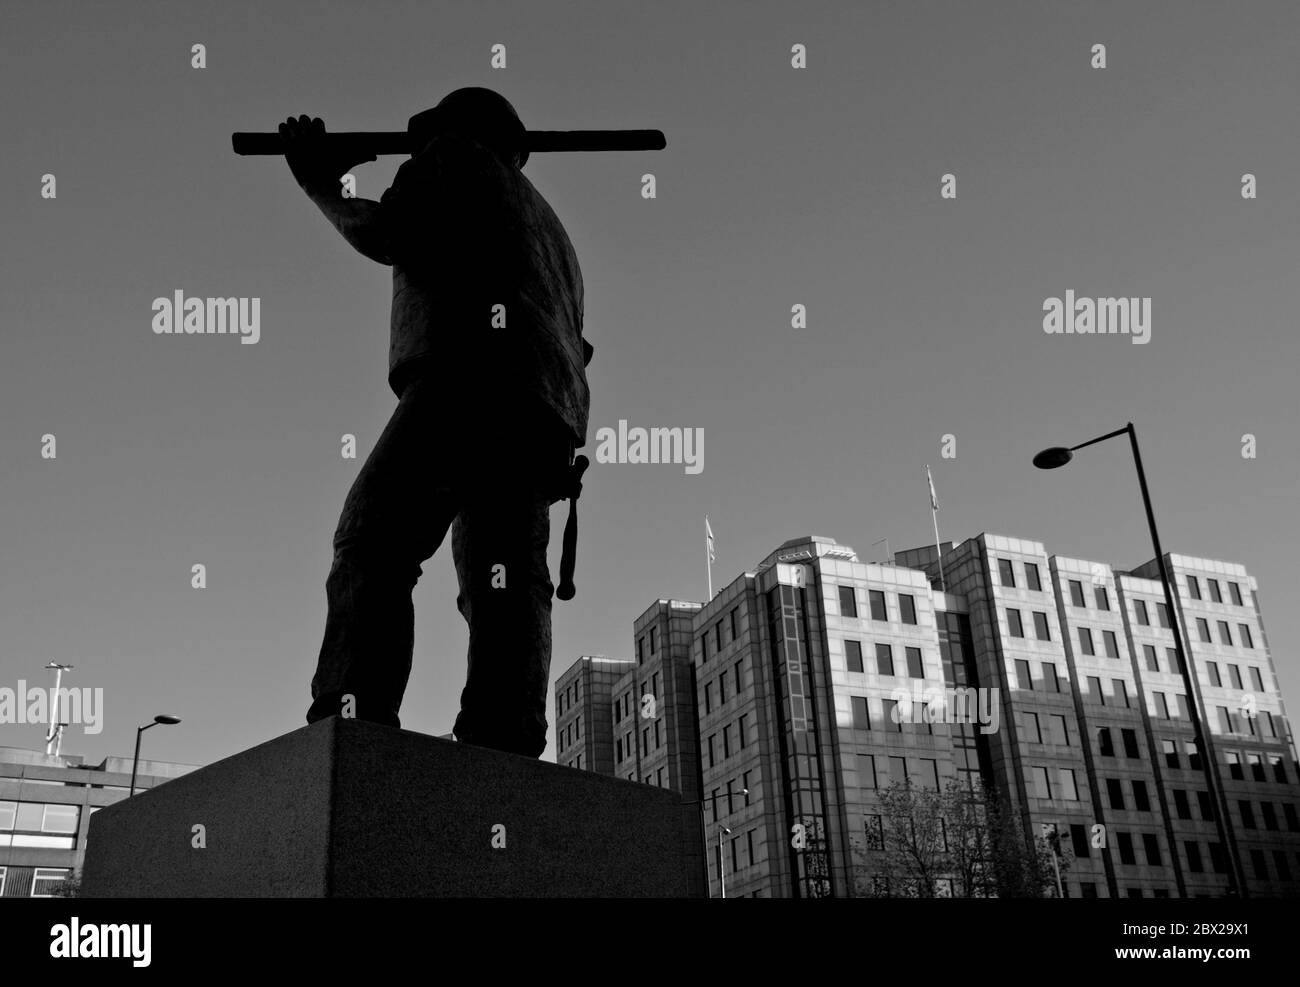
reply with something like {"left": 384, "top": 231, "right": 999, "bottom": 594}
{"left": 81, "top": 717, "right": 703, "bottom": 897}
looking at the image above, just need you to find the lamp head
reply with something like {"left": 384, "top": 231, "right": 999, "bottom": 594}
{"left": 153, "top": 714, "right": 182, "bottom": 725}
{"left": 1033, "top": 447, "right": 1074, "bottom": 470}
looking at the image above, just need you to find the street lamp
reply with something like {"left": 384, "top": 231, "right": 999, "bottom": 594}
{"left": 129, "top": 714, "right": 182, "bottom": 797}
{"left": 684, "top": 788, "right": 748, "bottom": 898}
{"left": 1033, "top": 422, "right": 1246, "bottom": 897}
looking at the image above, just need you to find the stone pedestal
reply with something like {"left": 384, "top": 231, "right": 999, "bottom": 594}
{"left": 81, "top": 717, "right": 703, "bottom": 897}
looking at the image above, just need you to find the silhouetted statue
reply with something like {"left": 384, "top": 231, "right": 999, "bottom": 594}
{"left": 283, "top": 88, "right": 592, "bottom": 757}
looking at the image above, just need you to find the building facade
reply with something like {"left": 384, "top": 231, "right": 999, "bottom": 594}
{"left": 559, "top": 532, "right": 1300, "bottom": 898}
{"left": 0, "top": 746, "right": 195, "bottom": 897}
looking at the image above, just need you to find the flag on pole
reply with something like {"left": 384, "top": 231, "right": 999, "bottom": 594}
{"left": 705, "top": 516, "right": 716, "bottom": 563}
{"left": 926, "top": 465, "right": 939, "bottom": 511}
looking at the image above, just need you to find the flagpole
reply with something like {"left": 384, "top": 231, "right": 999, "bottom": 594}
{"left": 705, "top": 516, "right": 714, "bottom": 599}
{"left": 926, "top": 466, "right": 947, "bottom": 594}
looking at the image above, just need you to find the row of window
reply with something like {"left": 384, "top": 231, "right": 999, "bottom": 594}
{"left": 0, "top": 866, "right": 72, "bottom": 898}
{"left": 707, "top": 772, "right": 757, "bottom": 821}
{"left": 1194, "top": 617, "right": 1255, "bottom": 649}
{"left": 556, "top": 679, "right": 581, "bottom": 717}
{"left": 705, "top": 716, "right": 751, "bottom": 767}
{"left": 1236, "top": 798, "right": 1300, "bottom": 832}
{"left": 848, "top": 695, "right": 939, "bottom": 734}
{"left": 1205, "top": 661, "right": 1265, "bottom": 691}
{"left": 556, "top": 716, "right": 581, "bottom": 754}
{"left": 844, "top": 640, "right": 924, "bottom": 678}
{"left": 0, "top": 801, "right": 81, "bottom": 850}
{"left": 703, "top": 658, "right": 747, "bottom": 713}
{"left": 698, "top": 607, "right": 743, "bottom": 663}
{"left": 1186, "top": 574, "right": 1248, "bottom": 608}
{"left": 838, "top": 586, "right": 918, "bottom": 625}
{"left": 854, "top": 753, "right": 942, "bottom": 792}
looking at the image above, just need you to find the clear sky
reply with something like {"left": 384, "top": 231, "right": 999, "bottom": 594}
{"left": 2, "top": 0, "right": 1297, "bottom": 769}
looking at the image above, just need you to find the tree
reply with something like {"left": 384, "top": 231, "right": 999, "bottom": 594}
{"left": 50, "top": 870, "right": 82, "bottom": 898}
{"left": 854, "top": 777, "right": 1071, "bottom": 898}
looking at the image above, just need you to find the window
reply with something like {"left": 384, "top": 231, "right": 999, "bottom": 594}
{"left": 1156, "top": 603, "right": 1171, "bottom": 628}
{"left": 1144, "top": 833, "right": 1162, "bottom": 867}
{"left": 715, "top": 622, "right": 723, "bottom": 652}
{"left": 1122, "top": 728, "right": 1140, "bottom": 758}
{"left": 1229, "top": 582, "right": 1244, "bottom": 606}
{"left": 1272, "top": 755, "right": 1288, "bottom": 784}
{"left": 1102, "top": 630, "right": 1119, "bottom": 659}
{"left": 1274, "top": 851, "right": 1292, "bottom": 881}
{"left": 1050, "top": 715, "right": 1070, "bottom": 746}
{"left": 1007, "top": 608, "right": 1024, "bottom": 637}
{"left": 707, "top": 734, "right": 716, "bottom": 768}
{"left": 1133, "top": 780, "right": 1151, "bottom": 812}
{"left": 729, "top": 607, "right": 738, "bottom": 640}
{"left": 704, "top": 681, "right": 713, "bottom": 714}
{"left": 1033, "top": 612, "right": 1050, "bottom": 641}
{"left": 636, "top": 637, "right": 644, "bottom": 665}
{"left": 649, "top": 627, "right": 657, "bottom": 653}
{"left": 1095, "top": 586, "right": 1110, "bottom": 610}
{"left": 1032, "top": 766, "right": 1052, "bottom": 799}
{"left": 1098, "top": 727, "right": 1115, "bottom": 757}
{"left": 1025, "top": 563, "right": 1042, "bottom": 591}
{"left": 905, "top": 647, "right": 924, "bottom": 678}
{"left": 1207, "top": 579, "right": 1223, "bottom": 604}
{"left": 919, "top": 759, "right": 940, "bottom": 791}
{"left": 1228, "top": 664, "right": 1243, "bottom": 690}
{"left": 1162, "top": 739, "right": 1178, "bottom": 769}
{"left": 1175, "top": 693, "right": 1190, "bottom": 719}
{"left": 899, "top": 594, "right": 917, "bottom": 625}
{"left": 1107, "top": 778, "right": 1125, "bottom": 810}
{"left": 1113, "top": 679, "right": 1129, "bottom": 707}
{"left": 1186, "top": 740, "right": 1202, "bottom": 771}
{"left": 1187, "top": 574, "right": 1202, "bottom": 599}
{"left": 1249, "top": 667, "right": 1264, "bottom": 693}
{"left": 851, "top": 592, "right": 881, "bottom": 626}
{"left": 998, "top": 558, "right": 1016, "bottom": 587}
{"left": 1071, "top": 823, "right": 1089, "bottom": 857}
{"left": 1185, "top": 842, "right": 1204, "bottom": 873}
{"left": 889, "top": 756, "right": 908, "bottom": 787}
{"left": 655, "top": 720, "right": 662, "bottom": 749}
{"left": 864, "top": 815, "right": 884, "bottom": 851}
{"left": 1218, "top": 621, "right": 1233, "bottom": 647}
{"left": 842, "top": 639, "right": 863, "bottom": 671}
{"left": 857, "top": 754, "right": 876, "bottom": 790}
{"left": 1015, "top": 660, "right": 1033, "bottom": 691}
{"left": 739, "top": 714, "right": 748, "bottom": 749}
{"left": 1196, "top": 618, "right": 1211, "bottom": 643}
{"left": 1285, "top": 803, "right": 1299, "bottom": 831}
{"left": 1239, "top": 801, "right": 1257, "bottom": 829}
{"left": 1079, "top": 627, "right": 1095, "bottom": 656}
{"left": 882, "top": 699, "right": 903, "bottom": 732}
{"left": 1023, "top": 712, "right": 1042, "bottom": 744}
{"left": 1135, "top": 600, "right": 1149, "bottom": 626}
{"left": 734, "top": 660, "right": 744, "bottom": 694}
{"left": 1143, "top": 645, "right": 1159, "bottom": 672}
{"left": 876, "top": 643, "right": 895, "bottom": 676}
{"left": 31, "top": 868, "right": 71, "bottom": 898}
{"left": 1264, "top": 712, "right": 1279, "bottom": 740}
{"left": 700, "top": 632, "right": 708, "bottom": 661}
{"left": 721, "top": 723, "right": 730, "bottom": 758}
{"left": 1042, "top": 663, "right": 1061, "bottom": 692}
{"left": 851, "top": 696, "right": 871, "bottom": 730}
{"left": 1206, "top": 662, "right": 1222, "bottom": 687}
{"left": 1117, "top": 831, "right": 1136, "bottom": 866}
{"left": 1217, "top": 706, "right": 1236, "bottom": 735}
{"left": 717, "top": 673, "right": 726, "bottom": 704}
{"left": 1208, "top": 842, "right": 1229, "bottom": 874}
{"left": 1088, "top": 675, "right": 1104, "bottom": 705}
{"left": 1249, "top": 753, "right": 1266, "bottom": 783}
{"left": 1225, "top": 751, "right": 1242, "bottom": 780}
{"left": 1069, "top": 580, "right": 1086, "bottom": 607}
{"left": 1173, "top": 789, "right": 1191, "bottom": 819}
{"left": 1059, "top": 768, "right": 1079, "bottom": 801}
{"left": 1154, "top": 691, "right": 1170, "bottom": 719}
{"left": 838, "top": 585, "right": 857, "bottom": 617}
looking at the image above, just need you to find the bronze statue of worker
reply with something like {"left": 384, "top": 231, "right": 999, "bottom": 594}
{"left": 281, "top": 88, "right": 592, "bottom": 758}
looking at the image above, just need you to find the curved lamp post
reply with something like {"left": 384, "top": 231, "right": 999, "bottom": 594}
{"left": 129, "top": 714, "right": 182, "bottom": 797}
{"left": 1033, "top": 422, "right": 1245, "bottom": 897}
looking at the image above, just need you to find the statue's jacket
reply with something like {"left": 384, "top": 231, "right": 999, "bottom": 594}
{"left": 379, "top": 133, "right": 592, "bottom": 447}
